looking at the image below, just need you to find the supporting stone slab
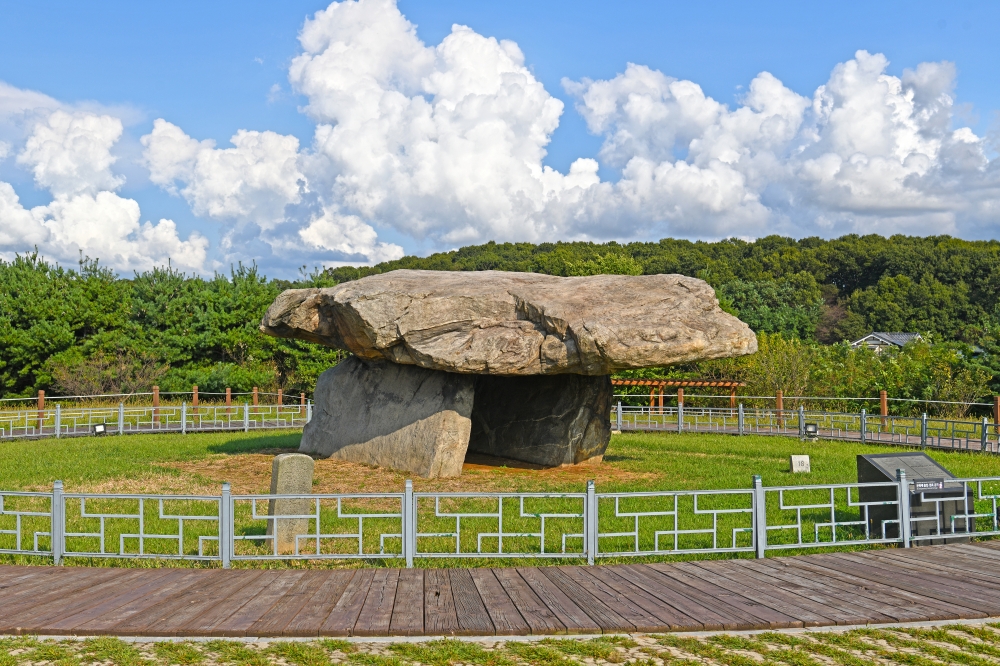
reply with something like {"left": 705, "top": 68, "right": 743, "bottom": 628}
{"left": 301, "top": 357, "right": 474, "bottom": 478}
{"left": 468, "top": 374, "right": 612, "bottom": 467}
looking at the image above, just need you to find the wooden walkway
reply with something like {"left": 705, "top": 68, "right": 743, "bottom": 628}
{"left": 3, "top": 542, "right": 1000, "bottom": 637}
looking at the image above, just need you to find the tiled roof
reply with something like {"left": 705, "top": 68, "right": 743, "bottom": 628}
{"left": 852, "top": 332, "right": 922, "bottom": 347}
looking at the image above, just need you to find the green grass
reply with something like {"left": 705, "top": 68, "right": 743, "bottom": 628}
{"left": 3, "top": 629, "right": 1000, "bottom": 665}
{"left": 0, "top": 430, "right": 299, "bottom": 490}
{"left": 5, "top": 427, "right": 1000, "bottom": 565}
{"left": 5, "top": 427, "right": 1000, "bottom": 493}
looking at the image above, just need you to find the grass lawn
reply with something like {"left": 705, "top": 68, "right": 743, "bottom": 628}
{"left": 4, "top": 626, "right": 1000, "bottom": 665}
{"left": 4, "top": 429, "right": 1000, "bottom": 568}
{"left": 3, "top": 428, "right": 1000, "bottom": 494}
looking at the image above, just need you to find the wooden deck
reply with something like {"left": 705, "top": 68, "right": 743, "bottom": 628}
{"left": 3, "top": 542, "right": 1000, "bottom": 637}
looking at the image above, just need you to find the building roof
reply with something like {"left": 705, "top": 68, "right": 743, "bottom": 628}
{"left": 851, "top": 332, "right": 922, "bottom": 347}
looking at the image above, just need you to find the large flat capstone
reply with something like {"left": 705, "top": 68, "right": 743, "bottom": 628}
{"left": 261, "top": 270, "right": 757, "bottom": 376}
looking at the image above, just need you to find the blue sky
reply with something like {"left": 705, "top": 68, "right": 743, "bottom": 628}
{"left": 0, "top": 0, "right": 998, "bottom": 277}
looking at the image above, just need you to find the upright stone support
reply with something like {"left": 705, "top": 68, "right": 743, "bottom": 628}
{"left": 267, "top": 453, "right": 315, "bottom": 555}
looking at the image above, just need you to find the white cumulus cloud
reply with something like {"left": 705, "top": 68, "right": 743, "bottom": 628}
{"left": 0, "top": 108, "right": 209, "bottom": 272}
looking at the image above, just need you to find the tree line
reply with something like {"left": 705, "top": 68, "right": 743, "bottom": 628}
{"left": 2, "top": 234, "right": 998, "bottom": 410}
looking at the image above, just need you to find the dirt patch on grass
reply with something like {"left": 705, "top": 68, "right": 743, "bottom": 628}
{"left": 63, "top": 451, "right": 659, "bottom": 495}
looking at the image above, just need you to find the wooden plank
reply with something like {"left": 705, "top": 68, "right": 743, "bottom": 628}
{"left": 884, "top": 547, "right": 1000, "bottom": 584}
{"left": 841, "top": 551, "right": 1000, "bottom": 611}
{"left": 741, "top": 558, "right": 930, "bottom": 623}
{"left": 469, "top": 569, "right": 529, "bottom": 636}
{"left": 805, "top": 553, "right": 995, "bottom": 616}
{"left": 75, "top": 570, "right": 209, "bottom": 633}
{"left": 515, "top": 567, "right": 599, "bottom": 634}
{"left": 784, "top": 556, "right": 980, "bottom": 620}
{"left": 178, "top": 571, "right": 281, "bottom": 636}
{"left": 709, "top": 560, "right": 878, "bottom": 626}
{"left": 646, "top": 563, "right": 798, "bottom": 630}
{"left": 0, "top": 569, "right": 150, "bottom": 633}
{"left": 560, "top": 567, "right": 666, "bottom": 632}
{"left": 320, "top": 569, "right": 376, "bottom": 636}
{"left": 449, "top": 569, "right": 495, "bottom": 636}
{"left": 211, "top": 571, "right": 306, "bottom": 637}
{"left": 353, "top": 569, "right": 400, "bottom": 637}
{"left": 248, "top": 570, "right": 329, "bottom": 637}
{"left": 283, "top": 570, "right": 356, "bottom": 637}
{"left": 672, "top": 562, "right": 813, "bottom": 628}
{"left": 37, "top": 568, "right": 184, "bottom": 633}
{"left": 424, "top": 569, "right": 460, "bottom": 636}
{"left": 595, "top": 566, "right": 708, "bottom": 630}
{"left": 539, "top": 567, "right": 633, "bottom": 632}
{"left": 492, "top": 568, "right": 565, "bottom": 635}
{"left": 0, "top": 568, "right": 121, "bottom": 623}
{"left": 389, "top": 568, "right": 424, "bottom": 636}
{"left": 125, "top": 571, "right": 264, "bottom": 637}
{"left": 615, "top": 565, "right": 729, "bottom": 631}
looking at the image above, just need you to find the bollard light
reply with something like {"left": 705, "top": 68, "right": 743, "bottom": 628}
{"left": 93, "top": 423, "right": 107, "bottom": 435}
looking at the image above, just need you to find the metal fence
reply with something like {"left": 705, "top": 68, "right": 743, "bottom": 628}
{"left": 613, "top": 403, "right": 1000, "bottom": 453}
{"left": 0, "top": 403, "right": 311, "bottom": 440}
{"left": 4, "top": 473, "right": 999, "bottom": 567}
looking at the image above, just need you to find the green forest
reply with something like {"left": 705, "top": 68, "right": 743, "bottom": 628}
{"left": 2, "top": 234, "right": 999, "bottom": 414}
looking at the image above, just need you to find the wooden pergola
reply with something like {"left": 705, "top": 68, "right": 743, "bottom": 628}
{"left": 611, "top": 379, "right": 746, "bottom": 409}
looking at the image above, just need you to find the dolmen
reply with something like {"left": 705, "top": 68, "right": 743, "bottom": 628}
{"left": 261, "top": 270, "right": 757, "bottom": 478}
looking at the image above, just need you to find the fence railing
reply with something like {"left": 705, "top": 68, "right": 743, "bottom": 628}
{"left": 613, "top": 403, "right": 1000, "bottom": 453}
{"left": 4, "top": 473, "right": 998, "bottom": 566}
{"left": 0, "top": 403, "right": 311, "bottom": 440}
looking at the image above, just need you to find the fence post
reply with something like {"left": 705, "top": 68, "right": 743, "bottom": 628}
{"left": 220, "top": 482, "right": 231, "bottom": 568}
{"left": 51, "top": 480, "right": 64, "bottom": 565}
{"left": 118, "top": 402, "right": 125, "bottom": 435}
{"left": 253, "top": 387, "right": 259, "bottom": 411}
{"left": 226, "top": 388, "right": 232, "bottom": 416}
{"left": 37, "top": 389, "right": 45, "bottom": 431}
{"left": 995, "top": 396, "right": 999, "bottom": 435}
{"left": 153, "top": 385, "right": 160, "bottom": 426}
{"left": 752, "top": 475, "right": 766, "bottom": 559}
{"left": 775, "top": 390, "right": 783, "bottom": 423}
{"left": 738, "top": 403, "right": 745, "bottom": 436}
{"left": 181, "top": 401, "right": 187, "bottom": 435}
{"left": 192, "top": 385, "right": 198, "bottom": 415}
{"left": 983, "top": 416, "right": 989, "bottom": 452}
{"left": 244, "top": 404, "right": 249, "bottom": 432}
{"left": 300, "top": 392, "right": 306, "bottom": 416}
{"left": 797, "top": 405, "right": 804, "bottom": 437}
{"left": 585, "top": 480, "right": 597, "bottom": 565}
{"left": 55, "top": 403, "right": 61, "bottom": 439}
{"left": 921, "top": 413, "right": 928, "bottom": 448}
{"left": 403, "top": 479, "right": 415, "bottom": 568}
{"left": 616, "top": 401, "right": 622, "bottom": 431}
{"left": 860, "top": 409, "right": 867, "bottom": 443}
{"left": 897, "top": 469, "right": 911, "bottom": 548}
{"left": 880, "top": 390, "right": 888, "bottom": 427}
{"left": 677, "top": 401, "right": 684, "bottom": 433}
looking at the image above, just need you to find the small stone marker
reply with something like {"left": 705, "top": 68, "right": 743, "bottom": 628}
{"left": 790, "top": 454, "right": 811, "bottom": 474}
{"left": 267, "top": 453, "right": 315, "bottom": 554}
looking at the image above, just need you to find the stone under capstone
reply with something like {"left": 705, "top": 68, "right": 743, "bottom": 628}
{"left": 262, "top": 269, "right": 757, "bottom": 477}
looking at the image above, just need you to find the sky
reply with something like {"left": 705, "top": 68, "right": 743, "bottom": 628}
{"left": 0, "top": 0, "right": 998, "bottom": 278}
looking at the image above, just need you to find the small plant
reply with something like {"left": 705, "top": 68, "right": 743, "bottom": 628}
{"left": 154, "top": 642, "right": 206, "bottom": 665}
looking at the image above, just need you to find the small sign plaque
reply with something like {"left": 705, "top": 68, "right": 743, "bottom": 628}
{"left": 914, "top": 478, "right": 945, "bottom": 491}
{"left": 790, "top": 454, "right": 811, "bottom": 473}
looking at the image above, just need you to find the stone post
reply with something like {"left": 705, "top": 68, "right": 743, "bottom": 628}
{"left": 267, "top": 453, "right": 315, "bottom": 555}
